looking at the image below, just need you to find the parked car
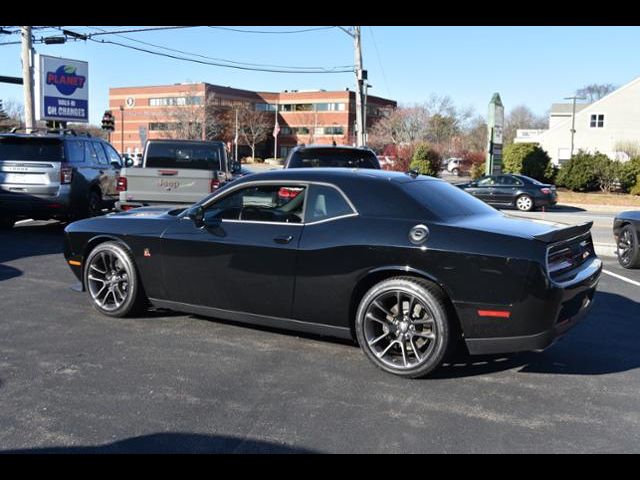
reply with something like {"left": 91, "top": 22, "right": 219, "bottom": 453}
{"left": 446, "top": 158, "right": 470, "bottom": 176}
{"left": 613, "top": 211, "right": 640, "bottom": 269}
{"left": 0, "top": 129, "right": 122, "bottom": 228}
{"left": 284, "top": 144, "right": 380, "bottom": 169}
{"left": 456, "top": 174, "right": 558, "bottom": 212}
{"left": 116, "top": 139, "right": 242, "bottom": 211}
{"left": 64, "top": 169, "right": 601, "bottom": 378}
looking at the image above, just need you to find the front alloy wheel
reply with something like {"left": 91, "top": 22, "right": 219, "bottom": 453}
{"left": 85, "top": 242, "right": 146, "bottom": 317}
{"left": 617, "top": 225, "right": 640, "bottom": 269}
{"left": 356, "top": 277, "right": 451, "bottom": 378}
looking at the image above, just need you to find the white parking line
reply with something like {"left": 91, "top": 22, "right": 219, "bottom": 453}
{"left": 603, "top": 269, "right": 640, "bottom": 288}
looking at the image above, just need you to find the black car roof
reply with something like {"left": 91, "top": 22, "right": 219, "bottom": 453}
{"left": 236, "top": 167, "right": 439, "bottom": 185}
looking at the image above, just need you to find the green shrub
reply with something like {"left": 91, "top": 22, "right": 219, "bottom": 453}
{"left": 470, "top": 161, "right": 486, "bottom": 180}
{"left": 556, "top": 151, "right": 601, "bottom": 191}
{"left": 631, "top": 174, "right": 640, "bottom": 196}
{"left": 619, "top": 158, "right": 640, "bottom": 192}
{"left": 544, "top": 162, "right": 559, "bottom": 184}
{"left": 502, "top": 143, "right": 551, "bottom": 181}
{"left": 409, "top": 142, "right": 441, "bottom": 177}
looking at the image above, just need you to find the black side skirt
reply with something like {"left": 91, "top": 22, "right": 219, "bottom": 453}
{"left": 149, "top": 298, "right": 353, "bottom": 341}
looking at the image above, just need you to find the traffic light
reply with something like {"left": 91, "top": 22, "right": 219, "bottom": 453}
{"left": 101, "top": 110, "right": 115, "bottom": 131}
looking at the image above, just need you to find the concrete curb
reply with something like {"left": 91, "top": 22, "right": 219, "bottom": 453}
{"left": 558, "top": 203, "right": 639, "bottom": 214}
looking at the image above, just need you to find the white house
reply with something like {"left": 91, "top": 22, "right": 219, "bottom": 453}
{"left": 515, "top": 76, "right": 640, "bottom": 165}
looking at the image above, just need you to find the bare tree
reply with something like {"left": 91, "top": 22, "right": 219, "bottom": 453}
{"left": 503, "top": 105, "right": 547, "bottom": 145}
{"left": 0, "top": 99, "right": 24, "bottom": 132}
{"left": 153, "top": 85, "right": 232, "bottom": 142}
{"left": 576, "top": 83, "right": 616, "bottom": 102}
{"left": 238, "top": 107, "right": 273, "bottom": 160}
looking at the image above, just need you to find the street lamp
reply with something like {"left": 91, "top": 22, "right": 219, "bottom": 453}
{"left": 564, "top": 95, "right": 587, "bottom": 159}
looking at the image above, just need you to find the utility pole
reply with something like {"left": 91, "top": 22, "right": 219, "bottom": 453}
{"left": 339, "top": 26, "right": 366, "bottom": 147}
{"left": 564, "top": 95, "right": 586, "bottom": 159}
{"left": 234, "top": 107, "right": 239, "bottom": 164}
{"left": 21, "top": 26, "right": 35, "bottom": 133}
{"left": 354, "top": 26, "right": 365, "bottom": 147}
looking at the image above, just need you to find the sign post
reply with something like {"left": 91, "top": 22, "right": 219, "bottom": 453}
{"left": 34, "top": 54, "right": 89, "bottom": 124}
{"left": 486, "top": 93, "right": 504, "bottom": 176}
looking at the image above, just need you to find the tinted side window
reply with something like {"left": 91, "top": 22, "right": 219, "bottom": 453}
{"left": 477, "top": 176, "right": 496, "bottom": 187}
{"left": 84, "top": 141, "right": 99, "bottom": 165}
{"left": 306, "top": 184, "right": 355, "bottom": 222}
{"left": 93, "top": 142, "right": 109, "bottom": 165}
{"left": 0, "top": 137, "right": 64, "bottom": 161}
{"left": 101, "top": 143, "right": 122, "bottom": 166}
{"left": 66, "top": 140, "right": 85, "bottom": 163}
{"left": 204, "top": 184, "right": 306, "bottom": 224}
{"left": 497, "top": 176, "right": 522, "bottom": 186}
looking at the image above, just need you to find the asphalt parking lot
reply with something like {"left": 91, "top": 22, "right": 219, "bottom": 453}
{"left": 0, "top": 214, "right": 639, "bottom": 453}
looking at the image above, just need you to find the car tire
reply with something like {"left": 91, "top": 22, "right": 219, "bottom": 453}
{"left": 355, "top": 276, "right": 452, "bottom": 378}
{"left": 84, "top": 241, "right": 147, "bottom": 317}
{"left": 617, "top": 224, "right": 640, "bottom": 269}
{"left": 515, "top": 194, "right": 534, "bottom": 212}
{"left": 87, "top": 189, "right": 103, "bottom": 217}
{"left": 452, "top": 168, "right": 460, "bottom": 176}
{"left": 0, "top": 216, "right": 16, "bottom": 229}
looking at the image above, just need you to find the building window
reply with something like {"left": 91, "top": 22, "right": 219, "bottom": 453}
{"left": 149, "top": 122, "right": 179, "bottom": 131}
{"left": 315, "top": 103, "right": 346, "bottom": 111}
{"left": 280, "top": 127, "right": 292, "bottom": 135}
{"left": 590, "top": 114, "right": 604, "bottom": 128}
{"left": 293, "top": 127, "right": 310, "bottom": 135}
{"left": 324, "top": 126, "right": 344, "bottom": 135}
{"left": 255, "top": 103, "right": 277, "bottom": 112}
{"left": 149, "top": 96, "right": 203, "bottom": 107}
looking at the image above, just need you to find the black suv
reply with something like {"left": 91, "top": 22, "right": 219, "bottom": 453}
{"left": 0, "top": 130, "right": 122, "bottom": 228}
{"left": 284, "top": 144, "right": 381, "bottom": 169}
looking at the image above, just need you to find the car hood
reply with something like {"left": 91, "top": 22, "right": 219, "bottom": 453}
{"left": 448, "top": 213, "right": 591, "bottom": 243}
{"left": 111, "top": 206, "right": 185, "bottom": 218}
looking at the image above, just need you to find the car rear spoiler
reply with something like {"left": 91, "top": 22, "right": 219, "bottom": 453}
{"left": 533, "top": 221, "right": 593, "bottom": 243}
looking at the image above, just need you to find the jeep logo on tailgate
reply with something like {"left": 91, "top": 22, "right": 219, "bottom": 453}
{"left": 158, "top": 179, "right": 180, "bottom": 191}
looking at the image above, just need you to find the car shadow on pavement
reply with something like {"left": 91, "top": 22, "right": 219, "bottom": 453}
{"left": 0, "top": 221, "right": 65, "bottom": 282}
{"left": 0, "top": 432, "right": 316, "bottom": 454}
{"left": 433, "top": 291, "right": 640, "bottom": 379}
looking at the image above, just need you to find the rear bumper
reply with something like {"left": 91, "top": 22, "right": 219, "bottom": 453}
{"left": 0, "top": 187, "right": 71, "bottom": 218}
{"left": 462, "top": 257, "right": 602, "bottom": 355}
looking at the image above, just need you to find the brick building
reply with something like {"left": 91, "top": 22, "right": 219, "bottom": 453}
{"left": 108, "top": 82, "right": 396, "bottom": 158}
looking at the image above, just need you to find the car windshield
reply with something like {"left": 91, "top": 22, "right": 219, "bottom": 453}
{"left": 404, "top": 180, "right": 497, "bottom": 219}
{"left": 289, "top": 148, "right": 379, "bottom": 169}
{"left": 0, "top": 137, "right": 64, "bottom": 161}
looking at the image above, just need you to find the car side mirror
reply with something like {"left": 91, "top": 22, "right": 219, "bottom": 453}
{"left": 124, "top": 157, "right": 134, "bottom": 168}
{"left": 111, "top": 160, "right": 122, "bottom": 169}
{"left": 186, "top": 205, "right": 205, "bottom": 227}
{"left": 230, "top": 161, "right": 242, "bottom": 174}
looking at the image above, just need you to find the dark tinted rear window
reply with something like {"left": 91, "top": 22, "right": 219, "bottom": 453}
{"left": 0, "top": 137, "right": 64, "bottom": 162}
{"left": 145, "top": 142, "right": 224, "bottom": 170}
{"left": 288, "top": 148, "right": 379, "bottom": 169}
{"left": 404, "top": 180, "right": 497, "bottom": 219}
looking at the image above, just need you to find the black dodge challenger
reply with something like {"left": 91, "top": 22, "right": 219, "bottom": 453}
{"left": 613, "top": 211, "right": 640, "bottom": 269}
{"left": 64, "top": 169, "right": 602, "bottom": 378}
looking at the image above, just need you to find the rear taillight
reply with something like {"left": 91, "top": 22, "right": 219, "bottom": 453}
{"left": 116, "top": 176, "right": 127, "bottom": 192}
{"left": 60, "top": 167, "right": 73, "bottom": 184}
{"left": 210, "top": 178, "right": 220, "bottom": 192}
{"left": 540, "top": 188, "right": 551, "bottom": 195}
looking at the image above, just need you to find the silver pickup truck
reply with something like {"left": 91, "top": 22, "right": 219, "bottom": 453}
{"left": 116, "top": 139, "right": 244, "bottom": 211}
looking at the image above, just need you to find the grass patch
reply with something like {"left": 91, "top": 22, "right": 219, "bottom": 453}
{"left": 558, "top": 189, "right": 640, "bottom": 207}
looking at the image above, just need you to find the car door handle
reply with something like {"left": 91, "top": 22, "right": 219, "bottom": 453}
{"left": 274, "top": 235, "right": 293, "bottom": 244}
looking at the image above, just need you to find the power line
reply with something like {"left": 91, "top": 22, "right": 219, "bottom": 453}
{"left": 367, "top": 26, "right": 392, "bottom": 99}
{"left": 83, "top": 26, "right": 353, "bottom": 71}
{"left": 87, "top": 37, "right": 353, "bottom": 74}
{"left": 207, "top": 26, "right": 336, "bottom": 34}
